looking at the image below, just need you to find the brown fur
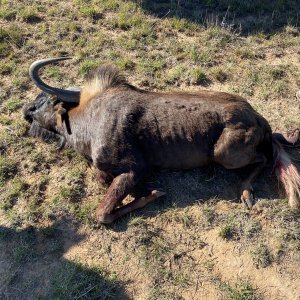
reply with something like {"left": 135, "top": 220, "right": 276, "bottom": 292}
{"left": 25, "top": 65, "right": 300, "bottom": 224}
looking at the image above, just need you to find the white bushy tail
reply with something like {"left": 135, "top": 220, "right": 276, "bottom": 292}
{"left": 273, "top": 140, "right": 300, "bottom": 209}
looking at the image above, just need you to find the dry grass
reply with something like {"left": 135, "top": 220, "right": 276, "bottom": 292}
{"left": 0, "top": 0, "right": 300, "bottom": 299}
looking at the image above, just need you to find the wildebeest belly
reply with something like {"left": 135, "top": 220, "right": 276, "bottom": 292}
{"left": 137, "top": 116, "right": 224, "bottom": 169}
{"left": 144, "top": 141, "right": 212, "bottom": 169}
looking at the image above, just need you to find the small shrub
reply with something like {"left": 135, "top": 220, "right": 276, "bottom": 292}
{"left": 205, "top": 26, "right": 233, "bottom": 46}
{"left": 115, "top": 57, "right": 135, "bottom": 71}
{"left": 165, "top": 65, "right": 186, "bottom": 84}
{"left": 44, "top": 66, "right": 62, "bottom": 81}
{"left": 113, "top": 3, "right": 144, "bottom": 30}
{"left": 98, "top": 0, "right": 119, "bottom": 11}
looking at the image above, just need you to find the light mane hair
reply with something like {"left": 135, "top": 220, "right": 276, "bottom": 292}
{"left": 79, "top": 65, "right": 131, "bottom": 108}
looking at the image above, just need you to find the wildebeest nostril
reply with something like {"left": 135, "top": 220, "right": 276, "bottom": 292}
{"left": 23, "top": 109, "right": 33, "bottom": 123}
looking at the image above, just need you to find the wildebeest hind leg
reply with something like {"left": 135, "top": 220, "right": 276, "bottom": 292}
{"left": 240, "top": 153, "right": 267, "bottom": 209}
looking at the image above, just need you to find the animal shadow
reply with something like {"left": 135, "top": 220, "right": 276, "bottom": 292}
{"left": 0, "top": 217, "right": 131, "bottom": 300}
{"left": 110, "top": 163, "right": 281, "bottom": 231}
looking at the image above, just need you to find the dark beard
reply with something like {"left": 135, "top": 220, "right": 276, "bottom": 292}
{"left": 29, "top": 121, "right": 66, "bottom": 150}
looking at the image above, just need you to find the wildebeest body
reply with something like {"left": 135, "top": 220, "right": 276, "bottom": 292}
{"left": 24, "top": 58, "right": 300, "bottom": 224}
{"left": 66, "top": 88, "right": 271, "bottom": 172}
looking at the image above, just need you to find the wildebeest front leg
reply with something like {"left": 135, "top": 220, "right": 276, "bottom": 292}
{"left": 96, "top": 171, "right": 139, "bottom": 224}
{"left": 240, "top": 154, "right": 267, "bottom": 209}
{"left": 98, "top": 190, "right": 166, "bottom": 224}
{"left": 96, "top": 169, "right": 165, "bottom": 224}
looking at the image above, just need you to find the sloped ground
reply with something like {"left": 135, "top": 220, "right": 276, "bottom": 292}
{"left": 0, "top": 1, "right": 300, "bottom": 299}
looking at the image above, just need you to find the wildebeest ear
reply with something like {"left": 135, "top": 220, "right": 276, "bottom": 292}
{"left": 54, "top": 103, "right": 67, "bottom": 128}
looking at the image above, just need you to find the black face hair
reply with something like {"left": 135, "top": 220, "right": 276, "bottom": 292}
{"left": 29, "top": 120, "right": 66, "bottom": 149}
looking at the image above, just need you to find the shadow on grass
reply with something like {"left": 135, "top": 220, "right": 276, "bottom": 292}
{"left": 0, "top": 217, "right": 130, "bottom": 300}
{"left": 108, "top": 163, "right": 281, "bottom": 231}
{"left": 136, "top": 0, "right": 300, "bottom": 35}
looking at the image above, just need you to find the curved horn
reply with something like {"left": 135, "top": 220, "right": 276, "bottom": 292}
{"left": 29, "top": 57, "right": 80, "bottom": 103}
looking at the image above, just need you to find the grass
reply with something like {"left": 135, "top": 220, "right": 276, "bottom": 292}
{"left": 79, "top": 6, "right": 103, "bottom": 20}
{"left": 1, "top": 177, "right": 28, "bottom": 210}
{"left": 79, "top": 59, "right": 101, "bottom": 75}
{"left": 219, "top": 223, "right": 235, "bottom": 240}
{"left": 0, "top": 6, "right": 16, "bottom": 21}
{"left": 0, "top": 0, "right": 300, "bottom": 298}
{"left": 210, "top": 67, "right": 228, "bottom": 82}
{"left": 18, "top": 7, "right": 41, "bottom": 23}
{"left": 0, "top": 24, "right": 24, "bottom": 48}
{"left": 219, "top": 278, "right": 256, "bottom": 300}
{"left": 0, "top": 156, "right": 17, "bottom": 187}
{"left": 251, "top": 243, "right": 273, "bottom": 268}
{"left": 0, "top": 61, "right": 15, "bottom": 75}
{"left": 190, "top": 67, "right": 208, "bottom": 85}
{"left": 3, "top": 97, "right": 23, "bottom": 113}
{"left": 50, "top": 262, "right": 119, "bottom": 299}
{"left": 112, "top": 2, "right": 144, "bottom": 30}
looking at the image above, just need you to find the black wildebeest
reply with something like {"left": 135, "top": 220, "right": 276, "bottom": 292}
{"left": 24, "top": 57, "right": 300, "bottom": 223}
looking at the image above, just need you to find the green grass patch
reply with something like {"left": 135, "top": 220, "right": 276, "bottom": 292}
{"left": 0, "top": 24, "right": 24, "bottom": 47}
{"left": 4, "top": 97, "right": 22, "bottom": 113}
{"left": 236, "top": 47, "right": 266, "bottom": 60}
{"left": 138, "top": 57, "right": 165, "bottom": 76}
{"left": 219, "top": 278, "right": 256, "bottom": 300}
{"left": 1, "top": 177, "right": 28, "bottom": 210}
{"left": 219, "top": 224, "right": 235, "bottom": 240}
{"left": 79, "top": 59, "right": 101, "bottom": 75}
{"left": 0, "top": 41, "right": 10, "bottom": 58}
{"left": 0, "top": 61, "right": 15, "bottom": 75}
{"left": 113, "top": 2, "right": 144, "bottom": 30}
{"left": 79, "top": 6, "right": 102, "bottom": 20}
{"left": 50, "top": 261, "right": 119, "bottom": 299}
{"left": 251, "top": 243, "right": 273, "bottom": 268}
{"left": 0, "top": 115, "right": 12, "bottom": 125}
{"left": 18, "top": 6, "right": 41, "bottom": 23}
{"left": 205, "top": 26, "right": 234, "bottom": 47}
{"left": 190, "top": 67, "right": 208, "bottom": 85}
{"left": 44, "top": 66, "right": 62, "bottom": 81}
{"left": 202, "top": 205, "right": 216, "bottom": 225}
{"left": 210, "top": 67, "right": 228, "bottom": 82}
{"left": 165, "top": 65, "right": 186, "bottom": 84}
{"left": 0, "top": 6, "right": 16, "bottom": 20}
{"left": 0, "top": 156, "right": 18, "bottom": 186}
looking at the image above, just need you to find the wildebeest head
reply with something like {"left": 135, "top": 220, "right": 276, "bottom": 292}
{"left": 24, "top": 57, "right": 80, "bottom": 146}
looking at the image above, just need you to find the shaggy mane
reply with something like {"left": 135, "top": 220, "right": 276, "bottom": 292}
{"left": 79, "top": 65, "right": 133, "bottom": 108}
